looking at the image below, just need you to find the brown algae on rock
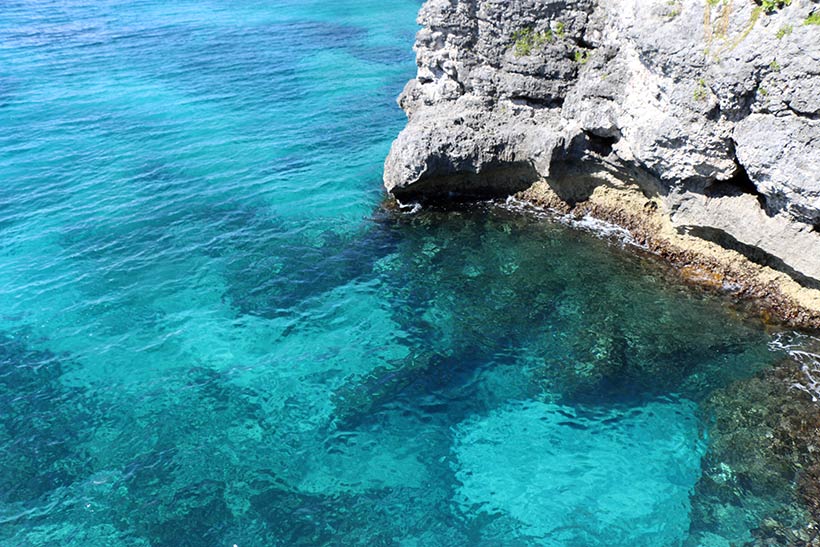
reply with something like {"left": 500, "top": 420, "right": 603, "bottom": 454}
{"left": 514, "top": 173, "right": 820, "bottom": 330}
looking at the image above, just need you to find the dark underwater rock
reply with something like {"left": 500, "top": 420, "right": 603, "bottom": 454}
{"left": 693, "top": 359, "right": 820, "bottom": 546}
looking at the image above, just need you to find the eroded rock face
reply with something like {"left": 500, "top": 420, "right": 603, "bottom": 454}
{"left": 385, "top": 0, "right": 820, "bottom": 284}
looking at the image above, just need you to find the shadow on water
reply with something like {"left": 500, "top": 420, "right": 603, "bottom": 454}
{"left": 218, "top": 215, "right": 403, "bottom": 319}
{"left": 56, "top": 163, "right": 404, "bottom": 321}
{"left": 0, "top": 331, "right": 94, "bottom": 505}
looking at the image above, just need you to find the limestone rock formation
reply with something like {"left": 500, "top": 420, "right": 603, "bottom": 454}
{"left": 385, "top": 0, "right": 820, "bottom": 288}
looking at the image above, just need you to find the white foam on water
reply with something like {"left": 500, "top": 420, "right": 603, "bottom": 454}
{"left": 391, "top": 196, "right": 645, "bottom": 250}
{"left": 395, "top": 199, "right": 422, "bottom": 215}
{"left": 500, "top": 196, "right": 646, "bottom": 249}
{"left": 768, "top": 331, "right": 820, "bottom": 402}
{"left": 569, "top": 212, "right": 638, "bottom": 243}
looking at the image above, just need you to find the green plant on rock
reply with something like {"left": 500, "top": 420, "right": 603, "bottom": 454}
{"left": 775, "top": 24, "right": 792, "bottom": 38}
{"left": 573, "top": 50, "right": 590, "bottom": 64}
{"left": 511, "top": 27, "right": 553, "bottom": 56}
{"left": 693, "top": 78, "right": 708, "bottom": 101}
{"left": 806, "top": 12, "right": 820, "bottom": 25}
{"left": 666, "top": 0, "right": 682, "bottom": 19}
{"left": 770, "top": 59, "right": 781, "bottom": 71}
{"left": 759, "top": 0, "right": 791, "bottom": 13}
{"left": 554, "top": 21, "right": 566, "bottom": 38}
{"left": 730, "top": 6, "right": 762, "bottom": 48}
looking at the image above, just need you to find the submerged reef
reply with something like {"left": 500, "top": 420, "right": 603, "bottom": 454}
{"left": 694, "top": 348, "right": 820, "bottom": 546}
{"left": 384, "top": 0, "right": 820, "bottom": 326}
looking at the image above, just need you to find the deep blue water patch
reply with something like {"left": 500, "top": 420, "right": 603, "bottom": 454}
{"left": 1, "top": 0, "right": 819, "bottom": 545}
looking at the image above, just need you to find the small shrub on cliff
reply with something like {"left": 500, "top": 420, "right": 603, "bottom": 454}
{"left": 806, "top": 12, "right": 820, "bottom": 25}
{"left": 511, "top": 28, "right": 552, "bottom": 56}
{"left": 759, "top": 0, "right": 791, "bottom": 13}
{"left": 573, "top": 50, "right": 590, "bottom": 64}
{"left": 665, "top": 0, "right": 682, "bottom": 19}
{"left": 775, "top": 24, "right": 792, "bottom": 38}
{"left": 693, "top": 79, "right": 708, "bottom": 101}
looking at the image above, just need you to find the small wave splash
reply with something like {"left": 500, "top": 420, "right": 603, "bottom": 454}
{"left": 396, "top": 195, "right": 645, "bottom": 247}
{"left": 503, "top": 195, "right": 644, "bottom": 247}
{"left": 770, "top": 331, "right": 820, "bottom": 402}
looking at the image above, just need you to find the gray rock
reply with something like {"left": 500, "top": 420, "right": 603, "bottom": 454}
{"left": 384, "top": 97, "right": 581, "bottom": 198}
{"left": 734, "top": 114, "right": 820, "bottom": 224}
{"left": 385, "top": 0, "right": 820, "bottom": 282}
{"left": 671, "top": 190, "right": 820, "bottom": 285}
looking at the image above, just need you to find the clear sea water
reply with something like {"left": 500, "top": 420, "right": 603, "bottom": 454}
{"left": 2, "top": 1, "right": 820, "bottom": 546}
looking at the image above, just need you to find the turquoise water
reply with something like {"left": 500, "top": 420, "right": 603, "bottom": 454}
{"left": 1, "top": 1, "right": 818, "bottom": 545}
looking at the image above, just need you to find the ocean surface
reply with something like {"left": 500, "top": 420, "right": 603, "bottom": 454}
{"left": 2, "top": 1, "right": 820, "bottom": 545}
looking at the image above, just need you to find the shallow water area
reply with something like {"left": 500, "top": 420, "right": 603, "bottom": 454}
{"left": 2, "top": 0, "right": 820, "bottom": 545}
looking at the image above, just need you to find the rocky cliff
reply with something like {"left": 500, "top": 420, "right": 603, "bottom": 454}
{"left": 384, "top": 0, "right": 820, "bottom": 321}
